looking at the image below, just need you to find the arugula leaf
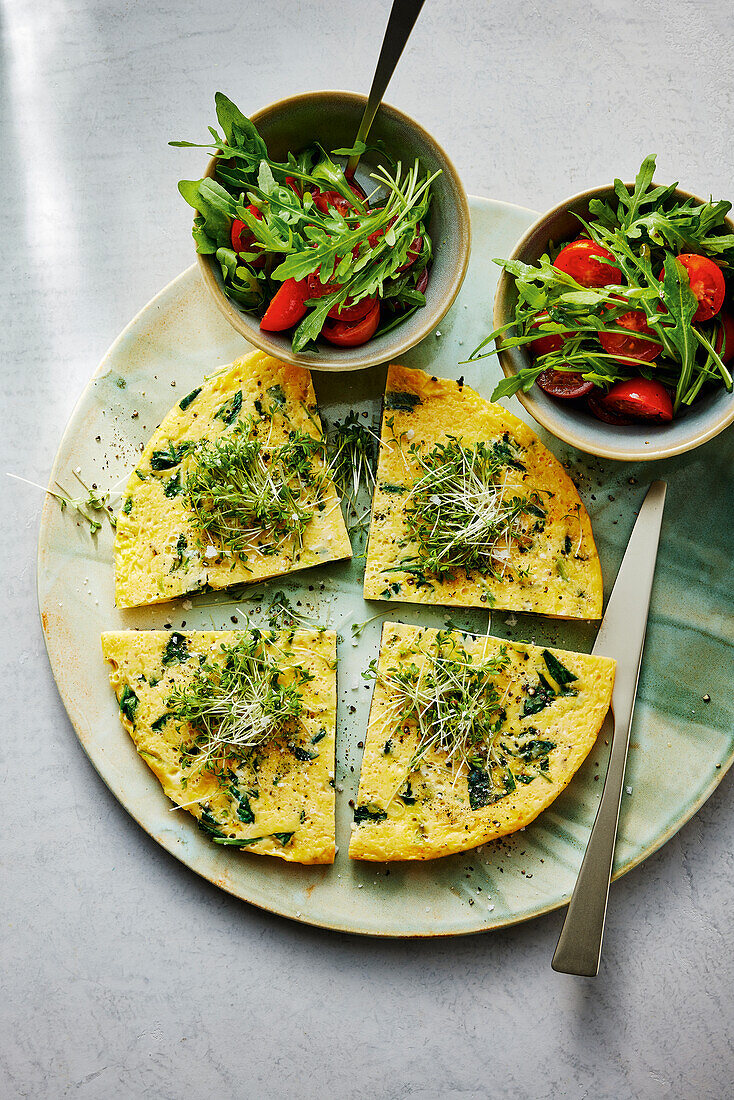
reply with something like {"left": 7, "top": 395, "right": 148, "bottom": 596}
{"left": 659, "top": 256, "right": 698, "bottom": 410}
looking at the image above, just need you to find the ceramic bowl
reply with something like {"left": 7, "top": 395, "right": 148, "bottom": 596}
{"left": 196, "top": 90, "right": 471, "bottom": 372}
{"left": 493, "top": 184, "right": 734, "bottom": 461}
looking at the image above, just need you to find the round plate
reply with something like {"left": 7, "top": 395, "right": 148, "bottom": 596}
{"left": 38, "top": 197, "right": 734, "bottom": 936}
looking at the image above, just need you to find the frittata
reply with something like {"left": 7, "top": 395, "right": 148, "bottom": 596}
{"left": 114, "top": 351, "right": 351, "bottom": 608}
{"left": 363, "top": 365, "right": 603, "bottom": 618}
{"left": 102, "top": 628, "right": 337, "bottom": 864}
{"left": 349, "top": 622, "right": 615, "bottom": 861}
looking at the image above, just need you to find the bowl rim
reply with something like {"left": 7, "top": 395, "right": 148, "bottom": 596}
{"left": 194, "top": 89, "right": 471, "bottom": 372}
{"left": 492, "top": 181, "right": 734, "bottom": 461}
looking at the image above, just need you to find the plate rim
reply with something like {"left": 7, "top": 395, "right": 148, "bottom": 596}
{"left": 37, "top": 195, "right": 734, "bottom": 937}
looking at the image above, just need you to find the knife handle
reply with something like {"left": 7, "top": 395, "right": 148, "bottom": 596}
{"left": 551, "top": 708, "right": 629, "bottom": 975}
{"left": 552, "top": 480, "right": 667, "bottom": 976}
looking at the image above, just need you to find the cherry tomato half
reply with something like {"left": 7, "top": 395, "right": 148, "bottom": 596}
{"left": 260, "top": 278, "right": 309, "bottom": 332}
{"left": 537, "top": 369, "right": 595, "bottom": 399}
{"left": 396, "top": 233, "right": 423, "bottom": 272}
{"left": 306, "top": 272, "right": 340, "bottom": 299}
{"left": 230, "top": 204, "right": 263, "bottom": 252}
{"left": 714, "top": 311, "right": 734, "bottom": 363}
{"left": 660, "top": 254, "right": 725, "bottom": 322}
{"left": 599, "top": 302, "right": 662, "bottom": 365}
{"left": 586, "top": 391, "right": 634, "bottom": 425}
{"left": 553, "top": 239, "right": 622, "bottom": 288}
{"left": 322, "top": 301, "right": 380, "bottom": 347}
{"left": 529, "top": 311, "right": 572, "bottom": 357}
{"left": 327, "top": 295, "right": 377, "bottom": 322}
{"left": 600, "top": 378, "right": 673, "bottom": 422}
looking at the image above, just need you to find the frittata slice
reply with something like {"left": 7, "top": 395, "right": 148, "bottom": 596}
{"left": 102, "top": 628, "right": 337, "bottom": 864}
{"left": 349, "top": 622, "right": 615, "bottom": 861}
{"left": 114, "top": 350, "right": 351, "bottom": 608}
{"left": 363, "top": 365, "right": 603, "bottom": 618}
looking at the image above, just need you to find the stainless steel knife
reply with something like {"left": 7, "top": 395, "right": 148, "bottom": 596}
{"left": 552, "top": 479, "right": 667, "bottom": 976}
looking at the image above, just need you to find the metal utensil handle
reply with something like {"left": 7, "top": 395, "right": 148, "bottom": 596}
{"left": 347, "top": 0, "right": 427, "bottom": 176}
{"left": 552, "top": 480, "right": 667, "bottom": 976}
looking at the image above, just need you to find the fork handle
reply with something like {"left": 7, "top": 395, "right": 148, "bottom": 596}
{"left": 347, "top": 0, "right": 427, "bottom": 176}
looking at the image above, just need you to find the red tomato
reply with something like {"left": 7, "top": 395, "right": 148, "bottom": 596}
{"left": 311, "top": 186, "right": 363, "bottom": 218}
{"left": 528, "top": 311, "right": 572, "bottom": 357}
{"left": 554, "top": 238, "right": 622, "bottom": 287}
{"left": 285, "top": 175, "right": 301, "bottom": 197}
{"left": 307, "top": 272, "right": 340, "bottom": 299}
{"left": 260, "top": 278, "right": 309, "bottom": 332}
{"left": 714, "top": 311, "right": 734, "bottom": 362}
{"left": 600, "top": 378, "right": 673, "bottom": 422}
{"left": 230, "top": 204, "right": 263, "bottom": 253}
{"left": 660, "top": 254, "right": 725, "bottom": 322}
{"left": 537, "top": 369, "right": 595, "bottom": 399}
{"left": 322, "top": 301, "right": 380, "bottom": 346}
{"left": 327, "top": 295, "right": 377, "bottom": 322}
{"left": 586, "top": 391, "right": 634, "bottom": 425}
{"left": 599, "top": 302, "right": 662, "bottom": 365}
{"left": 396, "top": 233, "right": 423, "bottom": 272}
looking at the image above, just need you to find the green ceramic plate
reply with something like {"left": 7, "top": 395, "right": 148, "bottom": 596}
{"left": 38, "top": 197, "right": 734, "bottom": 936}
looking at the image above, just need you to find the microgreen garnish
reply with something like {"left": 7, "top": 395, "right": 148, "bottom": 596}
{"left": 326, "top": 411, "right": 379, "bottom": 541}
{"left": 368, "top": 631, "right": 511, "bottom": 807}
{"left": 167, "top": 634, "right": 307, "bottom": 778}
{"left": 394, "top": 436, "right": 545, "bottom": 581}
{"left": 184, "top": 417, "right": 330, "bottom": 561}
{"left": 8, "top": 471, "right": 118, "bottom": 534}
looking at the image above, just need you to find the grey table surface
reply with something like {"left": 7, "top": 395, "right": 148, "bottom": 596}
{"left": 2, "top": 1, "right": 733, "bottom": 1097}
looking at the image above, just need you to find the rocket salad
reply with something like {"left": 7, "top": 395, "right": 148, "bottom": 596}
{"left": 471, "top": 156, "right": 734, "bottom": 423}
{"left": 172, "top": 94, "right": 438, "bottom": 353}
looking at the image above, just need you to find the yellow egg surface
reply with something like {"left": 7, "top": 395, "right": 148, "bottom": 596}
{"left": 349, "top": 622, "right": 615, "bottom": 861}
{"left": 101, "top": 628, "right": 337, "bottom": 864}
{"left": 114, "top": 351, "right": 351, "bottom": 608}
{"left": 363, "top": 365, "right": 603, "bottom": 618}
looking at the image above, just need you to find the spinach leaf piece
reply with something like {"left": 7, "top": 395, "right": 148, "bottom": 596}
{"left": 119, "top": 685, "right": 139, "bottom": 723}
{"left": 214, "top": 390, "right": 243, "bottom": 426}
{"left": 385, "top": 390, "right": 421, "bottom": 412}
{"left": 353, "top": 804, "right": 388, "bottom": 824}
{"left": 467, "top": 765, "right": 492, "bottom": 810}
{"left": 179, "top": 387, "right": 202, "bottom": 411}
{"left": 542, "top": 649, "right": 578, "bottom": 688}
{"left": 150, "top": 440, "right": 191, "bottom": 471}
{"left": 162, "top": 632, "right": 189, "bottom": 666}
{"left": 273, "top": 831, "right": 295, "bottom": 846}
{"left": 233, "top": 791, "right": 255, "bottom": 825}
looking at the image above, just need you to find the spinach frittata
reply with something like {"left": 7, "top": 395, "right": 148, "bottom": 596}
{"left": 102, "top": 628, "right": 337, "bottom": 864}
{"left": 363, "top": 365, "right": 603, "bottom": 617}
{"left": 349, "top": 622, "right": 615, "bottom": 861}
{"left": 114, "top": 351, "right": 351, "bottom": 608}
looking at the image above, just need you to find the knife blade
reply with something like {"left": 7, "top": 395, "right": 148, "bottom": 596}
{"left": 552, "top": 479, "right": 667, "bottom": 976}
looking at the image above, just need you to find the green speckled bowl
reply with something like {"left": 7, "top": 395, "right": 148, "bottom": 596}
{"left": 37, "top": 197, "right": 734, "bottom": 935}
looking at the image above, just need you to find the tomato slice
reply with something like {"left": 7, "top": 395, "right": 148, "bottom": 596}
{"left": 599, "top": 302, "right": 662, "bottom": 365}
{"left": 327, "top": 295, "right": 377, "bottom": 322}
{"left": 536, "top": 369, "right": 595, "bottom": 399}
{"left": 660, "top": 254, "right": 725, "bottom": 322}
{"left": 587, "top": 392, "right": 635, "bottom": 425}
{"left": 396, "top": 233, "right": 423, "bottom": 272}
{"left": 554, "top": 238, "right": 622, "bottom": 287}
{"left": 260, "top": 278, "right": 309, "bottom": 332}
{"left": 600, "top": 378, "right": 673, "bottom": 422}
{"left": 528, "top": 311, "right": 572, "bottom": 357}
{"left": 322, "top": 301, "right": 380, "bottom": 347}
{"left": 306, "top": 272, "right": 340, "bottom": 299}
{"left": 230, "top": 204, "right": 263, "bottom": 252}
{"left": 714, "top": 311, "right": 734, "bottom": 363}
